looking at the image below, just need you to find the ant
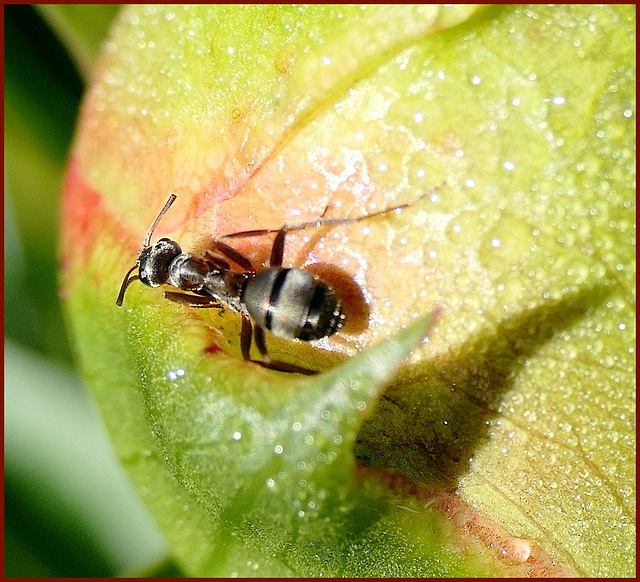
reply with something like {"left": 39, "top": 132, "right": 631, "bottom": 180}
{"left": 116, "top": 193, "right": 425, "bottom": 374}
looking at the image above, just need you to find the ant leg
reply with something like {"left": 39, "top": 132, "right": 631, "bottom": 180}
{"left": 164, "top": 291, "right": 224, "bottom": 310}
{"left": 253, "top": 325, "right": 319, "bottom": 375}
{"left": 218, "top": 193, "right": 431, "bottom": 250}
{"left": 240, "top": 315, "right": 253, "bottom": 361}
{"left": 203, "top": 250, "right": 231, "bottom": 271}
{"left": 272, "top": 201, "right": 414, "bottom": 234}
{"left": 218, "top": 226, "right": 288, "bottom": 268}
{"left": 220, "top": 228, "right": 277, "bottom": 240}
{"left": 253, "top": 324, "right": 269, "bottom": 361}
{"left": 265, "top": 198, "right": 351, "bottom": 267}
{"left": 267, "top": 203, "right": 330, "bottom": 267}
{"left": 209, "top": 239, "right": 256, "bottom": 273}
{"left": 270, "top": 228, "right": 287, "bottom": 268}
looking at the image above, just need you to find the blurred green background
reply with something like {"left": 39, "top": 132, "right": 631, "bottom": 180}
{"left": 4, "top": 5, "right": 175, "bottom": 576}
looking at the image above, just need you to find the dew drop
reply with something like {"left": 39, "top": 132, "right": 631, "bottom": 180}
{"left": 167, "top": 368, "right": 186, "bottom": 381}
{"left": 566, "top": 261, "right": 590, "bottom": 284}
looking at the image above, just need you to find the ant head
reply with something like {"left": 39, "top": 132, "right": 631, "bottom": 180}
{"left": 138, "top": 238, "right": 182, "bottom": 287}
{"left": 116, "top": 194, "right": 180, "bottom": 306}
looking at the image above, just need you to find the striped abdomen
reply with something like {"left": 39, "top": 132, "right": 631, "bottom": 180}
{"left": 242, "top": 268, "right": 345, "bottom": 341}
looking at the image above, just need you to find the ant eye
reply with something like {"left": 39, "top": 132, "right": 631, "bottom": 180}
{"left": 139, "top": 238, "right": 182, "bottom": 287}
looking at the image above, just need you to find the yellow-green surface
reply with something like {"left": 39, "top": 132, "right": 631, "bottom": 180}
{"left": 58, "top": 5, "right": 635, "bottom": 577}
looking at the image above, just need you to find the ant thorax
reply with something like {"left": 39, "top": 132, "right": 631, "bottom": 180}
{"left": 203, "top": 269, "right": 248, "bottom": 314}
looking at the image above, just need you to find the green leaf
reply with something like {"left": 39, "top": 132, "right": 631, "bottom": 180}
{"left": 62, "top": 4, "right": 635, "bottom": 577}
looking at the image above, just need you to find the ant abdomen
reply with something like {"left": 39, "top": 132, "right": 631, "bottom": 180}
{"left": 242, "top": 268, "right": 345, "bottom": 341}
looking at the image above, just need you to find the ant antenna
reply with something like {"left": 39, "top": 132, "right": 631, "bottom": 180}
{"left": 115, "top": 194, "right": 178, "bottom": 306}
{"left": 116, "top": 265, "right": 139, "bottom": 306}
{"left": 144, "top": 194, "right": 177, "bottom": 247}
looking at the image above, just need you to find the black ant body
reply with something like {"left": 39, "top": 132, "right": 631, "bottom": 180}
{"left": 116, "top": 193, "right": 422, "bottom": 373}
